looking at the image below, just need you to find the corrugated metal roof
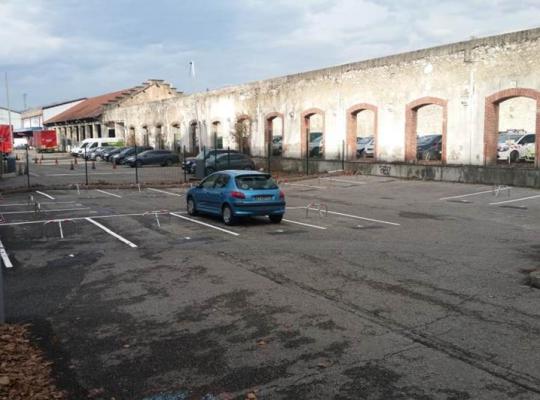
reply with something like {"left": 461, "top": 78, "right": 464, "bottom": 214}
{"left": 44, "top": 89, "right": 132, "bottom": 124}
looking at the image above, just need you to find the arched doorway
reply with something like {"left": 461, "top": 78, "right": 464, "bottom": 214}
{"left": 127, "top": 126, "right": 136, "bottom": 146}
{"left": 347, "top": 104, "right": 377, "bottom": 160}
{"left": 211, "top": 121, "right": 223, "bottom": 149}
{"left": 301, "top": 108, "right": 325, "bottom": 159}
{"left": 234, "top": 115, "right": 251, "bottom": 155}
{"left": 142, "top": 125, "right": 149, "bottom": 147}
{"left": 154, "top": 124, "right": 164, "bottom": 149}
{"left": 171, "top": 122, "right": 181, "bottom": 152}
{"left": 484, "top": 88, "right": 539, "bottom": 167}
{"left": 265, "top": 112, "right": 284, "bottom": 157}
{"left": 405, "top": 97, "right": 447, "bottom": 163}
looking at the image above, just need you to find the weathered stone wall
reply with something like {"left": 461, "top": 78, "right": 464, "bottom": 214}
{"left": 102, "top": 27, "right": 540, "bottom": 166}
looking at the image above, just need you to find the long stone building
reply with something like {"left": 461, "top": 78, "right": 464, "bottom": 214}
{"left": 61, "top": 28, "right": 540, "bottom": 168}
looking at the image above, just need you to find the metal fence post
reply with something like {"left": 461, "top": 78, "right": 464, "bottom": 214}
{"left": 182, "top": 145, "right": 187, "bottom": 182}
{"left": 342, "top": 140, "right": 345, "bottom": 171}
{"left": 203, "top": 146, "right": 207, "bottom": 176}
{"left": 267, "top": 141, "right": 271, "bottom": 173}
{"left": 213, "top": 133, "right": 217, "bottom": 169}
{"left": 305, "top": 129, "right": 309, "bottom": 176}
{"left": 84, "top": 146, "right": 89, "bottom": 186}
{"left": 25, "top": 143, "right": 30, "bottom": 189}
{"left": 227, "top": 146, "right": 231, "bottom": 169}
{"left": 134, "top": 144, "right": 139, "bottom": 185}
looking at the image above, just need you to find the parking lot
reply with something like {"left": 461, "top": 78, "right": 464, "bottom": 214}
{"left": 1, "top": 175, "right": 539, "bottom": 399}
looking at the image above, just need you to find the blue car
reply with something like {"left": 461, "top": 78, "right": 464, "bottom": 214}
{"left": 186, "top": 170, "right": 286, "bottom": 225}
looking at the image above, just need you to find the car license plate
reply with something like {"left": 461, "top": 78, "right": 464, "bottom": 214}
{"left": 254, "top": 195, "right": 272, "bottom": 200}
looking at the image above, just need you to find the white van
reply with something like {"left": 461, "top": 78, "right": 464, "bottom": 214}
{"left": 71, "top": 138, "right": 123, "bottom": 157}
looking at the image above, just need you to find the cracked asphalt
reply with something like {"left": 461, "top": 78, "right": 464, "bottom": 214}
{"left": 1, "top": 175, "right": 539, "bottom": 399}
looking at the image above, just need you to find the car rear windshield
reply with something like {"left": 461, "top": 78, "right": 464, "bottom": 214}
{"left": 235, "top": 175, "right": 278, "bottom": 190}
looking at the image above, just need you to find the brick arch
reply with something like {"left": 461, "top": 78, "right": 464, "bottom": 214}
{"left": 405, "top": 97, "right": 448, "bottom": 163}
{"left": 484, "top": 88, "right": 540, "bottom": 167}
{"left": 346, "top": 103, "right": 378, "bottom": 160}
{"left": 265, "top": 112, "right": 284, "bottom": 151}
{"left": 301, "top": 108, "right": 325, "bottom": 157}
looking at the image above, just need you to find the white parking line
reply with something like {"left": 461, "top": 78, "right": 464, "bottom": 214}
{"left": 170, "top": 212, "right": 239, "bottom": 236}
{"left": 0, "top": 238, "right": 13, "bottom": 268}
{"left": 1, "top": 208, "right": 90, "bottom": 215}
{"left": 46, "top": 172, "right": 133, "bottom": 176}
{"left": 282, "top": 218, "right": 327, "bottom": 230}
{"left": 0, "top": 201, "right": 76, "bottom": 207}
{"left": 321, "top": 178, "right": 366, "bottom": 185}
{"left": 29, "top": 172, "right": 40, "bottom": 177}
{"left": 35, "top": 191, "right": 55, "bottom": 200}
{"left": 284, "top": 183, "right": 326, "bottom": 189}
{"left": 58, "top": 221, "right": 64, "bottom": 239}
{"left": 85, "top": 217, "right": 138, "bottom": 248}
{"left": 489, "top": 194, "right": 540, "bottom": 205}
{"left": 0, "top": 211, "right": 183, "bottom": 226}
{"left": 439, "top": 188, "right": 510, "bottom": 201}
{"left": 96, "top": 189, "right": 122, "bottom": 198}
{"left": 307, "top": 207, "right": 400, "bottom": 226}
{"left": 148, "top": 188, "right": 185, "bottom": 197}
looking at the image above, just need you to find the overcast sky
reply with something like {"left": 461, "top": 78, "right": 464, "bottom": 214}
{"left": 1, "top": 0, "right": 539, "bottom": 110}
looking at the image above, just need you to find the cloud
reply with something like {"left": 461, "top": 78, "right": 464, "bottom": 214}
{"left": 0, "top": 0, "right": 65, "bottom": 64}
{"left": 1, "top": 0, "right": 539, "bottom": 108}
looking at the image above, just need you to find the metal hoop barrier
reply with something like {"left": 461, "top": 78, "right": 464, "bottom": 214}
{"left": 306, "top": 202, "right": 328, "bottom": 218}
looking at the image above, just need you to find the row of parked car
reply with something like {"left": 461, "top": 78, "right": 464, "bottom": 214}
{"left": 70, "top": 138, "right": 257, "bottom": 172}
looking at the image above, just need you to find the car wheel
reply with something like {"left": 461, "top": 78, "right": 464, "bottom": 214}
{"left": 509, "top": 150, "right": 519, "bottom": 163}
{"left": 269, "top": 214, "right": 283, "bottom": 223}
{"left": 222, "top": 204, "right": 236, "bottom": 225}
{"left": 187, "top": 197, "right": 197, "bottom": 216}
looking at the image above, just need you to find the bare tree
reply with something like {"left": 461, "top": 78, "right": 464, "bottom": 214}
{"left": 232, "top": 120, "right": 251, "bottom": 154}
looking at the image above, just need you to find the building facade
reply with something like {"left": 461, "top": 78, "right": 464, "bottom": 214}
{"left": 0, "top": 107, "right": 21, "bottom": 129}
{"left": 98, "top": 28, "right": 539, "bottom": 168}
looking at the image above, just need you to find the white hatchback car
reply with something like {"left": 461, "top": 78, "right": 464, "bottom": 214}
{"left": 497, "top": 133, "right": 535, "bottom": 162}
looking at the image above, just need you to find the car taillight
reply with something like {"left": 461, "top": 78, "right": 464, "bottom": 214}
{"left": 279, "top": 190, "right": 285, "bottom": 199}
{"left": 231, "top": 191, "right": 245, "bottom": 199}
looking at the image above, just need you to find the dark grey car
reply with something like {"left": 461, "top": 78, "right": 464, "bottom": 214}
{"left": 205, "top": 153, "right": 255, "bottom": 174}
{"left": 125, "top": 150, "right": 180, "bottom": 167}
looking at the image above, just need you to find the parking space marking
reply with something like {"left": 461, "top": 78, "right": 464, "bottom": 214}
{"left": 0, "top": 211, "right": 183, "bottom": 226}
{"left": 85, "top": 217, "right": 138, "bottom": 248}
{"left": 0, "top": 238, "right": 13, "bottom": 268}
{"left": 46, "top": 172, "right": 133, "bottom": 176}
{"left": 58, "top": 221, "right": 64, "bottom": 239}
{"left": 1, "top": 207, "right": 90, "bottom": 215}
{"left": 170, "top": 212, "right": 239, "bottom": 237}
{"left": 321, "top": 178, "right": 366, "bottom": 185}
{"left": 489, "top": 194, "right": 540, "bottom": 206}
{"left": 29, "top": 172, "right": 40, "bottom": 177}
{"left": 96, "top": 189, "right": 122, "bottom": 198}
{"left": 35, "top": 191, "right": 55, "bottom": 200}
{"left": 439, "top": 188, "right": 509, "bottom": 201}
{"left": 0, "top": 201, "right": 76, "bottom": 207}
{"left": 282, "top": 218, "right": 327, "bottom": 230}
{"left": 307, "top": 207, "right": 400, "bottom": 226}
{"left": 284, "top": 182, "right": 326, "bottom": 189}
{"left": 148, "top": 188, "right": 185, "bottom": 197}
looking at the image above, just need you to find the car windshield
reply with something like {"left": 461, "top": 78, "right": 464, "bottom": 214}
{"left": 498, "top": 133, "right": 521, "bottom": 143}
{"left": 235, "top": 175, "right": 278, "bottom": 190}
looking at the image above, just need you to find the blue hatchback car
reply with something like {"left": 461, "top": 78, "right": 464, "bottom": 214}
{"left": 186, "top": 170, "right": 286, "bottom": 225}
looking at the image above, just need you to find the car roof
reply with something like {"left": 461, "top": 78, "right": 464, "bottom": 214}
{"left": 215, "top": 170, "right": 266, "bottom": 177}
